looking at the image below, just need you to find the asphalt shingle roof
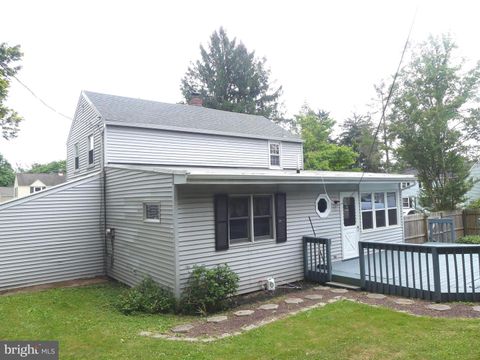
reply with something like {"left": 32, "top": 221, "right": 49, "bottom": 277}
{"left": 0, "top": 187, "right": 13, "bottom": 197}
{"left": 84, "top": 91, "right": 301, "bottom": 142}
{"left": 16, "top": 173, "right": 66, "bottom": 187}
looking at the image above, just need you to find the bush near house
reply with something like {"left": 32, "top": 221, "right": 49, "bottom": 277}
{"left": 115, "top": 276, "right": 175, "bottom": 315}
{"left": 180, "top": 264, "right": 239, "bottom": 315}
{"left": 457, "top": 235, "right": 480, "bottom": 244}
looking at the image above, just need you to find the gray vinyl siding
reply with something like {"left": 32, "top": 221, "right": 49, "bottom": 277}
{"left": 177, "top": 184, "right": 345, "bottom": 294}
{"left": 176, "top": 182, "right": 405, "bottom": 294}
{"left": 105, "top": 167, "right": 175, "bottom": 291}
{"left": 0, "top": 173, "right": 104, "bottom": 291}
{"left": 66, "top": 94, "right": 104, "bottom": 180}
{"left": 466, "top": 162, "right": 480, "bottom": 203}
{"left": 106, "top": 125, "right": 303, "bottom": 170}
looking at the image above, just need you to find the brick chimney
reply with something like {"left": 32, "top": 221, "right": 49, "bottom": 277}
{"left": 189, "top": 92, "right": 203, "bottom": 107}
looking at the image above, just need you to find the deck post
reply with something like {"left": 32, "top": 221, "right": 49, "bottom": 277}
{"left": 432, "top": 247, "right": 442, "bottom": 302}
{"left": 326, "top": 238, "right": 332, "bottom": 282}
{"left": 303, "top": 237, "right": 308, "bottom": 279}
{"left": 359, "top": 241, "right": 366, "bottom": 289}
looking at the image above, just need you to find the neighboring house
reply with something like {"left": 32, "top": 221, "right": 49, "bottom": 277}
{"left": 0, "top": 91, "right": 414, "bottom": 295}
{"left": 0, "top": 187, "right": 13, "bottom": 203}
{"left": 14, "top": 173, "right": 66, "bottom": 198}
{"left": 466, "top": 162, "right": 480, "bottom": 204}
{"left": 400, "top": 169, "right": 420, "bottom": 212}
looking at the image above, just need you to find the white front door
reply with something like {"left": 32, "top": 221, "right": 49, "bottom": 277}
{"left": 340, "top": 192, "right": 360, "bottom": 259}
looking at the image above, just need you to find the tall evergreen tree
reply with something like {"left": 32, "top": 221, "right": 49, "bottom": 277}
{"left": 181, "top": 28, "right": 283, "bottom": 119}
{"left": 390, "top": 35, "right": 480, "bottom": 210}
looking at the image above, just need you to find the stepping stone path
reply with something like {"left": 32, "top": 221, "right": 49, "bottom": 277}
{"left": 258, "top": 304, "right": 279, "bottom": 310}
{"left": 314, "top": 286, "right": 331, "bottom": 291}
{"left": 394, "top": 299, "right": 415, "bottom": 305}
{"left": 234, "top": 310, "right": 254, "bottom": 317}
{"left": 472, "top": 306, "right": 480, "bottom": 312}
{"left": 284, "top": 297, "right": 304, "bottom": 304}
{"left": 206, "top": 315, "right": 228, "bottom": 323}
{"left": 426, "top": 304, "right": 451, "bottom": 311}
{"left": 304, "top": 294, "right": 323, "bottom": 300}
{"left": 171, "top": 324, "right": 194, "bottom": 333}
{"left": 366, "top": 293, "right": 386, "bottom": 299}
{"left": 330, "top": 288, "right": 348, "bottom": 294}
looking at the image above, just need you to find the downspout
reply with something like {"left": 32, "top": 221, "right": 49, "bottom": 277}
{"left": 101, "top": 122, "right": 110, "bottom": 273}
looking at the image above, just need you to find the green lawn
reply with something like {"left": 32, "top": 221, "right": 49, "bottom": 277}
{"left": 1, "top": 282, "right": 480, "bottom": 359}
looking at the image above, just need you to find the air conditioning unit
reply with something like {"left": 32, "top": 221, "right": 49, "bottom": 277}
{"left": 266, "top": 277, "right": 276, "bottom": 291}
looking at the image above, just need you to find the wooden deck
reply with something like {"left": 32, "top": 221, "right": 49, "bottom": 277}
{"left": 333, "top": 243, "right": 480, "bottom": 294}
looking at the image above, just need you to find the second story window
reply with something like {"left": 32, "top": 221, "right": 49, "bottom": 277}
{"left": 74, "top": 143, "right": 79, "bottom": 170}
{"left": 88, "top": 135, "right": 94, "bottom": 165}
{"left": 269, "top": 142, "right": 280, "bottom": 167}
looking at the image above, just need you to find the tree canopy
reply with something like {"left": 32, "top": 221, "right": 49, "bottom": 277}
{"left": 0, "top": 43, "right": 23, "bottom": 140}
{"left": 181, "top": 28, "right": 283, "bottom": 119}
{"left": 0, "top": 153, "right": 14, "bottom": 186}
{"left": 390, "top": 35, "right": 480, "bottom": 211}
{"left": 339, "top": 113, "right": 383, "bottom": 172}
{"left": 26, "top": 160, "right": 66, "bottom": 174}
{"left": 296, "top": 106, "right": 358, "bottom": 171}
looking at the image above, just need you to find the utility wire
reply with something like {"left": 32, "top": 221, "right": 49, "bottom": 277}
{"left": 0, "top": 62, "right": 72, "bottom": 121}
{"left": 356, "top": 7, "right": 417, "bottom": 188}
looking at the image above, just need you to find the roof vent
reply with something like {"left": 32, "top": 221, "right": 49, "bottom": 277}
{"left": 189, "top": 92, "right": 203, "bottom": 107}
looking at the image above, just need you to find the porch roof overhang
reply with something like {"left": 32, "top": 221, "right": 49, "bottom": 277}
{"left": 107, "top": 164, "right": 416, "bottom": 185}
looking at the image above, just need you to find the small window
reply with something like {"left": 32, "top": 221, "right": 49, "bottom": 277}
{"left": 74, "top": 143, "right": 79, "bottom": 170}
{"left": 315, "top": 194, "right": 331, "bottom": 218}
{"left": 361, "top": 191, "right": 399, "bottom": 230}
{"left": 88, "top": 135, "right": 94, "bottom": 165}
{"left": 402, "top": 197, "right": 410, "bottom": 208}
{"left": 227, "top": 194, "right": 275, "bottom": 244}
{"left": 229, "top": 196, "right": 251, "bottom": 244}
{"left": 269, "top": 142, "right": 280, "bottom": 167}
{"left": 144, "top": 203, "right": 160, "bottom": 222}
{"left": 30, "top": 186, "right": 46, "bottom": 194}
{"left": 343, "top": 196, "right": 356, "bottom": 227}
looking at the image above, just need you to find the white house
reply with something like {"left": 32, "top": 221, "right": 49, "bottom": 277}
{"left": 14, "top": 173, "right": 66, "bottom": 198}
{"left": 0, "top": 91, "right": 414, "bottom": 295}
{"left": 466, "top": 162, "right": 480, "bottom": 204}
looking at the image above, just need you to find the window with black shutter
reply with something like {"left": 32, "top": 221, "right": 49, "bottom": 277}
{"left": 275, "top": 192, "right": 287, "bottom": 243}
{"left": 214, "top": 193, "right": 282, "bottom": 250}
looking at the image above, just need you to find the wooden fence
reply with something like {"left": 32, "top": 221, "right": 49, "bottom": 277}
{"left": 404, "top": 209, "right": 480, "bottom": 244}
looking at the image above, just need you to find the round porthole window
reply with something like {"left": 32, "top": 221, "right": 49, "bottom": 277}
{"left": 315, "top": 194, "right": 331, "bottom": 218}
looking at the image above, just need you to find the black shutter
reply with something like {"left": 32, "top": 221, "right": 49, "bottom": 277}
{"left": 275, "top": 192, "right": 287, "bottom": 243}
{"left": 214, "top": 194, "right": 229, "bottom": 251}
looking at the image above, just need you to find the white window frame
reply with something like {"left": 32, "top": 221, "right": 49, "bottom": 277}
{"left": 315, "top": 194, "right": 331, "bottom": 218}
{"left": 143, "top": 203, "right": 161, "bottom": 223}
{"left": 88, "top": 134, "right": 94, "bottom": 165}
{"left": 360, "top": 191, "right": 399, "bottom": 231}
{"left": 74, "top": 142, "right": 80, "bottom": 170}
{"left": 268, "top": 141, "right": 282, "bottom": 169}
{"left": 30, "top": 186, "right": 46, "bottom": 194}
{"left": 228, "top": 194, "right": 276, "bottom": 245}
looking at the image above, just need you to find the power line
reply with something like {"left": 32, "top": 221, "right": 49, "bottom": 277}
{"left": 0, "top": 62, "right": 72, "bottom": 121}
{"left": 356, "top": 7, "right": 418, "bottom": 189}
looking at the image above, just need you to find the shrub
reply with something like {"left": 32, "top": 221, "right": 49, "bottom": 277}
{"left": 457, "top": 235, "right": 480, "bottom": 244}
{"left": 179, "top": 264, "right": 239, "bottom": 315}
{"left": 467, "top": 199, "right": 480, "bottom": 209}
{"left": 115, "top": 276, "right": 175, "bottom": 315}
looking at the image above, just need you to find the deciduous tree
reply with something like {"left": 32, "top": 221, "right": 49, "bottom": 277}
{"left": 0, "top": 43, "right": 23, "bottom": 139}
{"left": 390, "top": 35, "right": 480, "bottom": 210}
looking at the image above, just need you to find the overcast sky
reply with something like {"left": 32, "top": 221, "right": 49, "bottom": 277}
{"left": 1, "top": 0, "right": 479, "bottom": 169}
